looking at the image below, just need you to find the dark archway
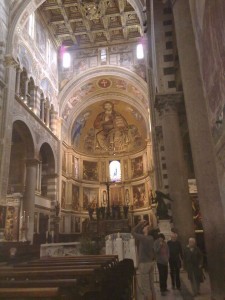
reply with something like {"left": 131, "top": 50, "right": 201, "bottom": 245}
{"left": 8, "top": 120, "right": 34, "bottom": 194}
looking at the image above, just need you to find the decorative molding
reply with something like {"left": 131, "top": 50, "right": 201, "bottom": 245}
{"left": 155, "top": 92, "right": 183, "bottom": 116}
{"left": 155, "top": 125, "right": 163, "bottom": 140}
{"left": 4, "top": 55, "right": 19, "bottom": 68}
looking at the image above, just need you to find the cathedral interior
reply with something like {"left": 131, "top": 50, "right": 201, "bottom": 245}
{"left": 0, "top": 0, "right": 225, "bottom": 299}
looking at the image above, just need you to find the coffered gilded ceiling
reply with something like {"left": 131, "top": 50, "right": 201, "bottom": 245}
{"left": 38, "top": 0, "right": 142, "bottom": 47}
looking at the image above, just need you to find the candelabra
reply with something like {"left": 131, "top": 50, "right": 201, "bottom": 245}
{"left": 20, "top": 210, "right": 29, "bottom": 242}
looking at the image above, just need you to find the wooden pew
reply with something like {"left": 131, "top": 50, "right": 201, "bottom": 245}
{"left": 0, "top": 268, "right": 96, "bottom": 280}
{"left": 0, "top": 255, "right": 125, "bottom": 300}
{"left": 0, "top": 287, "right": 59, "bottom": 299}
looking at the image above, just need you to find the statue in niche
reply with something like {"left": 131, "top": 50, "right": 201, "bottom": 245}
{"left": 155, "top": 190, "right": 173, "bottom": 220}
{"left": 94, "top": 101, "right": 129, "bottom": 152}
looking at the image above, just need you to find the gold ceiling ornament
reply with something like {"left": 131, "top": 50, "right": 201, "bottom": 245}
{"left": 80, "top": 0, "right": 111, "bottom": 20}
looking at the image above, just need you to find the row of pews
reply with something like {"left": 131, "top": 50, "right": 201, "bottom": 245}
{"left": 0, "top": 255, "right": 135, "bottom": 299}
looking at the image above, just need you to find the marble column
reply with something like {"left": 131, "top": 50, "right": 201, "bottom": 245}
{"left": 34, "top": 86, "right": 42, "bottom": 117}
{"left": 40, "top": 97, "right": 45, "bottom": 122}
{"left": 15, "top": 67, "right": 22, "bottom": 95}
{"left": 24, "top": 77, "right": 29, "bottom": 104}
{"left": 0, "top": 56, "right": 18, "bottom": 199}
{"left": 155, "top": 92, "right": 194, "bottom": 246}
{"left": 45, "top": 99, "right": 50, "bottom": 127}
{"left": 50, "top": 106, "right": 58, "bottom": 135}
{"left": 23, "top": 159, "right": 38, "bottom": 243}
{"left": 172, "top": 1, "right": 225, "bottom": 298}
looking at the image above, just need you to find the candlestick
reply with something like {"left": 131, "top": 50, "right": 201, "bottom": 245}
{"left": 27, "top": 216, "right": 29, "bottom": 229}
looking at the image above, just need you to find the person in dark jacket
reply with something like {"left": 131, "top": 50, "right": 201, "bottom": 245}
{"left": 184, "top": 237, "right": 203, "bottom": 296}
{"left": 167, "top": 231, "right": 183, "bottom": 290}
{"left": 132, "top": 220, "right": 156, "bottom": 300}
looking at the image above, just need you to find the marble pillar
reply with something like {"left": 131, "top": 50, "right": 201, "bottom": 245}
{"left": 24, "top": 77, "right": 29, "bottom": 104}
{"left": 45, "top": 99, "right": 50, "bottom": 127}
{"left": 40, "top": 97, "right": 45, "bottom": 122}
{"left": 50, "top": 107, "right": 58, "bottom": 135}
{"left": 23, "top": 159, "right": 38, "bottom": 243}
{"left": 34, "top": 86, "right": 42, "bottom": 117}
{"left": 15, "top": 67, "right": 22, "bottom": 95}
{"left": 0, "top": 56, "right": 17, "bottom": 199}
{"left": 172, "top": 1, "right": 225, "bottom": 298}
{"left": 155, "top": 92, "right": 194, "bottom": 246}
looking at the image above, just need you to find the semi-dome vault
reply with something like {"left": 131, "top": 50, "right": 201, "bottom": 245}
{"left": 71, "top": 99, "right": 147, "bottom": 156}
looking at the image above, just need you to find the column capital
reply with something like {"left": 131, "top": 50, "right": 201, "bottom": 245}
{"left": 25, "top": 158, "right": 40, "bottom": 166}
{"left": 155, "top": 92, "right": 183, "bottom": 116}
{"left": 4, "top": 55, "right": 19, "bottom": 68}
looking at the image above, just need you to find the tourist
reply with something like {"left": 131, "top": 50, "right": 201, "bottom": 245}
{"left": 183, "top": 237, "right": 204, "bottom": 296}
{"left": 167, "top": 231, "right": 183, "bottom": 290}
{"left": 132, "top": 220, "right": 156, "bottom": 300}
{"left": 154, "top": 233, "right": 169, "bottom": 296}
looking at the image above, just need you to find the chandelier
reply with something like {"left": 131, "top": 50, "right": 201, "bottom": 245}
{"left": 80, "top": 0, "right": 111, "bottom": 20}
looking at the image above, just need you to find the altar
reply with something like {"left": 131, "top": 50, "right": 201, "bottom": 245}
{"left": 40, "top": 242, "right": 81, "bottom": 258}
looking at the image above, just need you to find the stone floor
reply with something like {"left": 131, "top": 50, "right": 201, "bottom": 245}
{"left": 136, "top": 269, "right": 211, "bottom": 300}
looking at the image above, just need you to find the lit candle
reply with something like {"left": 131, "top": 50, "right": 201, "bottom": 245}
{"left": 27, "top": 216, "right": 30, "bottom": 229}
{"left": 24, "top": 210, "right": 26, "bottom": 220}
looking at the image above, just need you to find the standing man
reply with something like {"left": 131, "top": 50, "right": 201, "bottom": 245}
{"left": 132, "top": 220, "right": 156, "bottom": 300}
{"left": 167, "top": 231, "right": 183, "bottom": 290}
{"left": 184, "top": 237, "right": 204, "bottom": 296}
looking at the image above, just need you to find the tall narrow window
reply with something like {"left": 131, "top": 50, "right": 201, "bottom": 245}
{"left": 28, "top": 13, "right": 35, "bottom": 39}
{"left": 63, "top": 52, "right": 71, "bottom": 68}
{"left": 109, "top": 160, "right": 121, "bottom": 182}
{"left": 47, "top": 39, "right": 51, "bottom": 65}
{"left": 136, "top": 43, "right": 144, "bottom": 59}
{"left": 100, "top": 48, "right": 107, "bottom": 64}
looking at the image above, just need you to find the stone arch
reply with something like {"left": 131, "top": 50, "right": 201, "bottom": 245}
{"left": 38, "top": 142, "right": 56, "bottom": 198}
{"left": 59, "top": 65, "right": 149, "bottom": 118}
{"left": 8, "top": 120, "right": 35, "bottom": 194}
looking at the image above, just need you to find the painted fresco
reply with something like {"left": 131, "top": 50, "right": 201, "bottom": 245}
{"left": 4, "top": 206, "right": 19, "bottom": 241}
{"left": 40, "top": 78, "right": 54, "bottom": 97}
{"left": 18, "top": 45, "right": 32, "bottom": 74}
{"left": 192, "top": 0, "right": 225, "bottom": 141}
{"left": 36, "top": 20, "right": 46, "bottom": 56}
{"left": 132, "top": 183, "right": 147, "bottom": 209}
{"left": 83, "top": 161, "right": 98, "bottom": 181}
{"left": 131, "top": 156, "right": 143, "bottom": 178}
{"left": 110, "top": 186, "right": 122, "bottom": 206}
{"left": 0, "top": 206, "right": 6, "bottom": 229}
{"left": 71, "top": 100, "right": 146, "bottom": 155}
{"left": 83, "top": 188, "right": 99, "bottom": 210}
{"left": 72, "top": 185, "right": 79, "bottom": 211}
{"left": 72, "top": 156, "right": 79, "bottom": 178}
{"left": 61, "top": 181, "right": 66, "bottom": 209}
{"left": 62, "top": 77, "right": 147, "bottom": 122}
{"left": 50, "top": 43, "right": 57, "bottom": 74}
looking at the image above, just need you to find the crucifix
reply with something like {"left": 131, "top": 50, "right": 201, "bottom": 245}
{"left": 102, "top": 179, "right": 114, "bottom": 219}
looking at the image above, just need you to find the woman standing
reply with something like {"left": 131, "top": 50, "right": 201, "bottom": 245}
{"left": 184, "top": 237, "right": 203, "bottom": 296}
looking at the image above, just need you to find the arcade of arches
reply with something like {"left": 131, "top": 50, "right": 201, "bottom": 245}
{"left": 0, "top": 0, "right": 225, "bottom": 299}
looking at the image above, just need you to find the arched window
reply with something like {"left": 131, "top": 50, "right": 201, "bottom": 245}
{"left": 63, "top": 52, "right": 71, "bottom": 68}
{"left": 109, "top": 160, "right": 121, "bottom": 182}
{"left": 28, "top": 13, "right": 35, "bottom": 39}
{"left": 136, "top": 43, "right": 144, "bottom": 59}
